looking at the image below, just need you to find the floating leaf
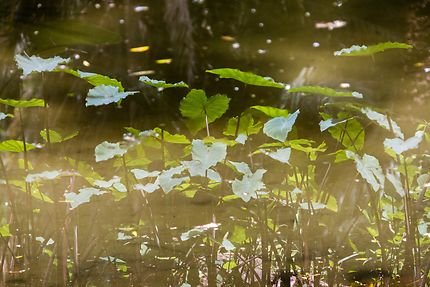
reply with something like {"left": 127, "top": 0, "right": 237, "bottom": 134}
{"left": 0, "top": 140, "right": 36, "bottom": 153}
{"left": 250, "top": 105, "right": 290, "bottom": 118}
{"left": 361, "top": 108, "right": 403, "bottom": 139}
{"left": 0, "top": 98, "right": 45, "bottom": 108}
{"left": 384, "top": 131, "right": 424, "bottom": 155}
{"left": 86, "top": 85, "right": 138, "bottom": 107}
{"left": 40, "top": 129, "right": 79, "bottom": 144}
{"left": 139, "top": 76, "right": 188, "bottom": 89}
{"left": 263, "top": 110, "right": 300, "bottom": 142}
{"left": 206, "top": 68, "right": 284, "bottom": 88}
{"left": 95, "top": 141, "right": 127, "bottom": 162}
{"left": 346, "top": 151, "right": 384, "bottom": 192}
{"left": 288, "top": 86, "right": 363, "bottom": 98}
{"left": 334, "top": 42, "right": 412, "bottom": 56}
{"left": 64, "top": 187, "right": 106, "bottom": 209}
{"left": 15, "top": 54, "right": 70, "bottom": 76}
{"left": 232, "top": 169, "right": 266, "bottom": 202}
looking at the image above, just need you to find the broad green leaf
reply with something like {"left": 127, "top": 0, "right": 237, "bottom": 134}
{"left": 0, "top": 140, "right": 36, "bottom": 153}
{"left": 384, "top": 131, "right": 424, "bottom": 155}
{"left": 64, "top": 69, "right": 124, "bottom": 91}
{"left": 139, "top": 76, "right": 188, "bottom": 89}
{"left": 322, "top": 112, "right": 365, "bottom": 151}
{"left": 232, "top": 169, "right": 266, "bottom": 202}
{"left": 86, "top": 85, "right": 138, "bottom": 107}
{"left": 206, "top": 68, "right": 284, "bottom": 88}
{"left": 15, "top": 54, "right": 70, "bottom": 76}
{"left": 319, "top": 117, "right": 349, "bottom": 132}
{"left": 65, "top": 187, "right": 106, "bottom": 209}
{"left": 346, "top": 151, "right": 384, "bottom": 192}
{"left": 95, "top": 141, "right": 127, "bottom": 162}
{"left": 288, "top": 86, "right": 363, "bottom": 98}
{"left": 0, "top": 113, "right": 13, "bottom": 121}
{"left": 224, "top": 113, "right": 262, "bottom": 136}
{"left": 40, "top": 129, "right": 79, "bottom": 144}
{"left": 263, "top": 110, "right": 300, "bottom": 142}
{"left": 180, "top": 89, "right": 230, "bottom": 126}
{"left": 0, "top": 224, "right": 11, "bottom": 237}
{"left": 153, "top": 128, "right": 190, "bottom": 144}
{"left": 222, "top": 261, "right": 238, "bottom": 270}
{"left": 262, "top": 147, "right": 291, "bottom": 164}
{"left": 361, "top": 108, "right": 403, "bottom": 139}
{"left": 334, "top": 42, "right": 412, "bottom": 56}
{"left": 0, "top": 98, "right": 45, "bottom": 108}
{"left": 26, "top": 170, "right": 62, "bottom": 183}
{"left": 250, "top": 105, "right": 289, "bottom": 118}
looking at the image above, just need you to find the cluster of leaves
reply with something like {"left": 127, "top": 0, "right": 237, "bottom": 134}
{"left": 0, "top": 42, "right": 428, "bottom": 286}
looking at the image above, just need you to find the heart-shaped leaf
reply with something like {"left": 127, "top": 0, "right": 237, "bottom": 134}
{"left": 263, "top": 110, "right": 300, "bottom": 142}
{"left": 346, "top": 151, "right": 384, "bottom": 192}
{"left": 384, "top": 131, "right": 424, "bottom": 155}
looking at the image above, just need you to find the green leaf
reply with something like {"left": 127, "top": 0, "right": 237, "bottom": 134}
{"left": 180, "top": 89, "right": 230, "bottom": 121}
{"left": 0, "top": 140, "right": 36, "bottom": 153}
{"left": 262, "top": 147, "right": 291, "bottom": 164}
{"left": 346, "top": 151, "right": 384, "bottom": 192}
{"left": 360, "top": 108, "right": 403, "bottom": 139}
{"left": 0, "top": 98, "right": 45, "bottom": 108}
{"left": 158, "top": 165, "right": 188, "bottom": 193}
{"left": 263, "top": 110, "right": 300, "bottom": 142}
{"left": 206, "top": 68, "right": 284, "bottom": 88}
{"left": 232, "top": 168, "right": 266, "bottom": 202}
{"left": 386, "top": 172, "right": 405, "bottom": 197}
{"left": 224, "top": 113, "right": 262, "bottom": 136}
{"left": 0, "top": 224, "right": 11, "bottom": 237}
{"left": 250, "top": 105, "right": 290, "bottom": 118}
{"left": 64, "top": 69, "right": 124, "bottom": 91}
{"left": 229, "top": 161, "right": 253, "bottom": 177}
{"left": 139, "top": 76, "right": 189, "bottom": 89}
{"left": 64, "top": 187, "right": 106, "bottom": 209}
{"left": 384, "top": 131, "right": 424, "bottom": 155}
{"left": 153, "top": 128, "right": 190, "bottom": 144}
{"left": 288, "top": 86, "right": 363, "bottom": 98}
{"left": 95, "top": 141, "right": 127, "bottom": 162}
{"left": 86, "top": 85, "right": 138, "bottom": 107}
{"left": 15, "top": 54, "right": 70, "bottom": 76}
{"left": 334, "top": 42, "right": 412, "bottom": 56}
{"left": 26, "top": 170, "right": 62, "bottom": 183}
{"left": 40, "top": 129, "right": 79, "bottom": 144}
{"left": 322, "top": 112, "right": 365, "bottom": 151}
{"left": 319, "top": 117, "right": 349, "bottom": 132}
{"left": 181, "top": 140, "right": 227, "bottom": 180}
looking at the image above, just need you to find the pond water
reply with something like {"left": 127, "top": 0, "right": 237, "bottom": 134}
{"left": 0, "top": 0, "right": 430, "bottom": 286}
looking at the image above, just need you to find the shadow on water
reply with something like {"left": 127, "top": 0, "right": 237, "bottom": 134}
{"left": 0, "top": 0, "right": 430, "bottom": 286}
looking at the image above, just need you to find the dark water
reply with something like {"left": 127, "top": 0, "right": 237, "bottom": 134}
{"left": 1, "top": 0, "right": 430, "bottom": 286}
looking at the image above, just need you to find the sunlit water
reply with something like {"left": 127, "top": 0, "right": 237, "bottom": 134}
{"left": 0, "top": 0, "right": 430, "bottom": 286}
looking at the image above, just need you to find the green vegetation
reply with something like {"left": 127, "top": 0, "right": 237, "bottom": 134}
{"left": 1, "top": 43, "right": 429, "bottom": 287}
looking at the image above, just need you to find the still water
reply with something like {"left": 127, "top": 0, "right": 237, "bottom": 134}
{"left": 0, "top": 0, "right": 430, "bottom": 286}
